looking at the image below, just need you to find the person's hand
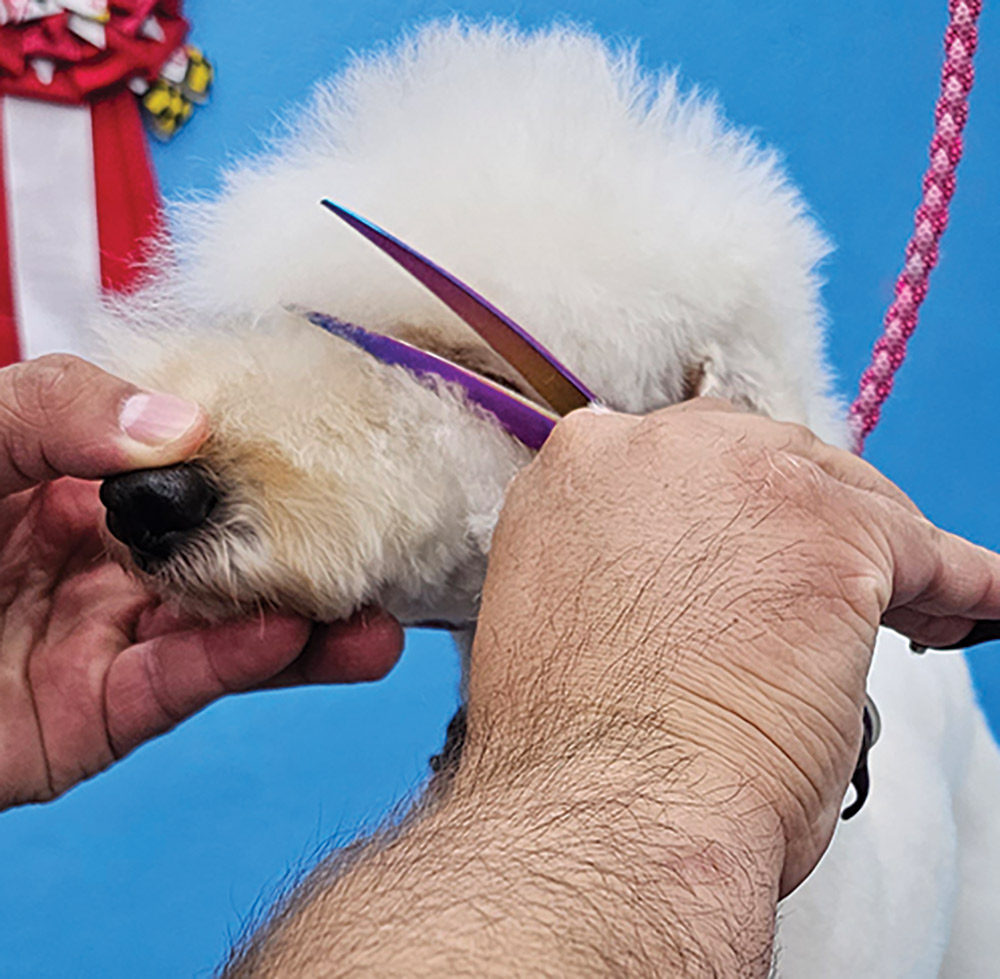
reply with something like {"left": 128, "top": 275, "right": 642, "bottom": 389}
{"left": 463, "top": 400, "right": 1000, "bottom": 897}
{"left": 0, "top": 355, "right": 404, "bottom": 811}
{"left": 227, "top": 399, "right": 1000, "bottom": 979}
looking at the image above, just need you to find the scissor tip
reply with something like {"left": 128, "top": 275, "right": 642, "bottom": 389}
{"left": 320, "top": 198, "right": 352, "bottom": 215}
{"left": 320, "top": 199, "right": 375, "bottom": 232}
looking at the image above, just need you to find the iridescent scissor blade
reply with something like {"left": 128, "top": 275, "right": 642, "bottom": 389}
{"left": 304, "top": 310, "right": 558, "bottom": 451}
{"left": 321, "top": 200, "right": 596, "bottom": 415}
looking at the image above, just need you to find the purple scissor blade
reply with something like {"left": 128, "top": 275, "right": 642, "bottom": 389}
{"left": 304, "top": 310, "right": 558, "bottom": 451}
{"left": 321, "top": 199, "right": 596, "bottom": 416}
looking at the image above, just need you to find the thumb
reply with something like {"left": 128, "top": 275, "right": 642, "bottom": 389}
{"left": 0, "top": 354, "right": 208, "bottom": 496}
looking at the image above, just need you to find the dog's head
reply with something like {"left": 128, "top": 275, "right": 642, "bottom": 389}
{"left": 98, "top": 306, "right": 531, "bottom": 624}
{"left": 94, "top": 21, "right": 845, "bottom": 625}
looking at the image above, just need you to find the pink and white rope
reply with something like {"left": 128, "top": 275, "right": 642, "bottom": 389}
{"left": 849, "top": 0, "right": 983, "bottom": 454}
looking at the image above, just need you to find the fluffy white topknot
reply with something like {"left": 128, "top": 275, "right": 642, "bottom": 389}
{"left": 161, "top": 19, "right": 844, "bottom": 444}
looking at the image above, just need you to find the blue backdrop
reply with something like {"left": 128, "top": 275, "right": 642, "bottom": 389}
{"left": 2, "top": 2, "right": 998, "bottom": 975}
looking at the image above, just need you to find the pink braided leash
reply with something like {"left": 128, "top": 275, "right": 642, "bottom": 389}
{"left": 849, "top": 0, "right": 983, "bottom": 454}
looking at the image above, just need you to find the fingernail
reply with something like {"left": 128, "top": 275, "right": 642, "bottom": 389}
{"left": 120, "top": 393, "right": 203, "bottom": 446}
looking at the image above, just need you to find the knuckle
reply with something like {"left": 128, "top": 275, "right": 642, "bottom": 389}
{"left": 634, "top": 405, "right": 691, "bottom": 442}
{"left": 547, "top": 407, "right": 601, "bottom": 446}
{"left": 766, "top": 452, "right": 828, "bottom": 511}
{"left": 506, "top": 409, "right": 626, "bottom": 511}
{"left": 5, "top": 355, "right": 94, "bottom": 425}
{"left": 538, "top": 407, "right": 611, "bottom": 466}
{"left": 0, "top": 356, "right": 113, "bottom": 484}
{"left": 687, "top": 395, "right": 740, "bottom": 413}
{"left": 724, "top": 436, "right": 822, "bottom": 503}
{"left": 635, "top": 399, "right": 742, "bottom": 456}
{"left": 772, "top": 418, "right": 821, "bottom": 454}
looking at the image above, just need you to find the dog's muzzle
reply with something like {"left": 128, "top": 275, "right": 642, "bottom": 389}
{"left": 100, "top": 463, "right": 217, "bottom": 571}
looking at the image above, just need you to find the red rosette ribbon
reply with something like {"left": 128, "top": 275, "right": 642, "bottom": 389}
{"left": 0, "top": 1, "right": 189, "bottom": 104}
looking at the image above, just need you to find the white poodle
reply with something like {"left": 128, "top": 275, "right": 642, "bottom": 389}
{"left": 92, "top": 21, "right": 1000, "bottom": 976}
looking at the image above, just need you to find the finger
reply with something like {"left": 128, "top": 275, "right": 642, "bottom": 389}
{"left": 133, "top": 602, "right": 212, "bottom": 643}
{"left": 0, "top": 355, "right": 208, "bottom": 496}
{"left": 797, "top": 442, "right": 921, "bottom": 516}
{"left": 268, "top": 610, "right": 405, "bottom": 686}
{"left": 876, "top": 498, "right": 1000, "bottom": 631}
{"left": 136, "top": 605, "right": 405, "bottom": 684}
{"left": 104, "top": 613, "right": 312, "bottom": 758}
{"left": 933, "top": 620, "right": 1000, "bottom": 650}
{"left": 647, "top": 403, "right": 921, "bottom": 516}
{"left": 736, "top": 414, "right": 923, "bottom": 516}
{"left": 881, "top": 608, "right": 976, "bottom": 649}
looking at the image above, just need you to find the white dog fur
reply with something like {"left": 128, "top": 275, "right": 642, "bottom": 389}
{"left": 93, "top": 21, "right": 1000, "bottom": 975}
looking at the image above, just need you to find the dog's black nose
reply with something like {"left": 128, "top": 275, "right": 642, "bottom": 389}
{"left": 100, "top": 463, "right": 217, "bottom": 564}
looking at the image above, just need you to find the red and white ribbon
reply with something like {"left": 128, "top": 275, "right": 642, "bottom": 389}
{"left": 0, "top": 89, "right": 162, "bottom": 360}
{"left": 0, "top": 0, "right": 192, "bottom": 366}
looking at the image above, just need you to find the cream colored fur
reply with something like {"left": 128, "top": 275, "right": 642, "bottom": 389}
{"left": 91, "top": 21, "right": 1000, "bottom": 976}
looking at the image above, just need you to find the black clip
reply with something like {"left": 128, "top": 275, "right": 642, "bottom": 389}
{"left": 842, "top": 695, "right": 881, "bottom": 820}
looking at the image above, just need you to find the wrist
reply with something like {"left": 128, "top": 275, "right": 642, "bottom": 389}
{"left": 224, "top": 711, "right": 785, "bottom": 978}
{"left": 452, "top": 715, "right": 785, "bottom": 976}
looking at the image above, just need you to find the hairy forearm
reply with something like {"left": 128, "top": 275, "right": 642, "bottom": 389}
{"left": 222, "top": 732, "right": 784, "bottom": 978}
